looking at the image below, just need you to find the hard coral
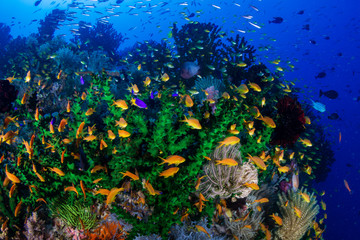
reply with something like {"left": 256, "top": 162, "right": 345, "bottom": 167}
{"left": 271, "top": 96, "right": 305, "bottom": 147}
{"left": 0, "top": 80, "right": 18, "bottom": 113}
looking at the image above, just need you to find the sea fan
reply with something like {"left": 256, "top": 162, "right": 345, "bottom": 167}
{"left": 270, "top": 96, "right": 306, "bottom": 147}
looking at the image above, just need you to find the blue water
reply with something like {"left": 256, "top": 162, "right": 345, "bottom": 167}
{"left": 1, "top": 0, "right": 359, "bottom": 239}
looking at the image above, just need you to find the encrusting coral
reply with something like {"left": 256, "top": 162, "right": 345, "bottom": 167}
{"left": 274, "top": 188, "right": 319, "bottom": 240}
{"left": 199, "top": 144, "right": 258, "bottom": 199}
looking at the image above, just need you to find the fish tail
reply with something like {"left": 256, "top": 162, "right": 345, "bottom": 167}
{"left": 158, "top": 157, "right": 166, "bottom": 165}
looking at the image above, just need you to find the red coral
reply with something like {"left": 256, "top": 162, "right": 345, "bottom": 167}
{"left": 270, "top": 96, "right": 305, "bottom": 147}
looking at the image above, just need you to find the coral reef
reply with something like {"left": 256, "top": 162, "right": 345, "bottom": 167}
{"left": 275, "top": 188, "right": 319, "bottom": 240}
{"left": 271, "top": 96, "right": 306, "bottom": 147}
{"left": 0, "top": 80, "right": 18, "bottom": 113}
{"left": 37, "top": 9, "right": 66, "bottom": 44}
{"left": 55, "top": 48, "right": 82, "bottom": 75}
{"left": 199, "top": 144, "right": 258, "bottom": 199}
{"left": 169, "top": 218, "right": 226, "bottom": 240}
{"left": 23, "top": 212, "right": 49, "bottom": 240}
{"left": 223, "top": 195, "right": 264, "bottom": 240}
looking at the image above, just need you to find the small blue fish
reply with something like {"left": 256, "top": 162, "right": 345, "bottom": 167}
{"left": 311, "top": 99, "right": 326, "bottom": 112}
{"left": 131, "top": 98, "right": 147, "bottom": 109}
{"left": 150, "top": 91, "right": 158, "bottom": 100}
{"left": 80, "top": 76, "right": 84, "bottom": 85}
{"left": 172, "top": 90, "right": 179, "bottom": 97}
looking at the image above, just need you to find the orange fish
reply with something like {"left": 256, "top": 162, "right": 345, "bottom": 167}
{"left": 14, "top": 200, "right": 22, "bottom": 217}
{"left": 66, "top": 100, "right": 71, "bottom": 112}
{"left": 5, "top": 165, "right": 20, "bottom": 184}
{"left": 115, "top": 118, "right": 127, "bottom": 129}
{"left": 344, "top": 180, "right": 352, "bottom": 194}
{"left": 91, "top": 165, "right": 107, "bottom": 174}
{"left": 76, "top": 122, "right": 85, "bottom": 138}
{"left": 195, "top": 176, "right": 206, "bottom": 190}
{"left": 247, "top": 154, "right": 267, "bottom": 170}
{"left": 120, "top": 171, "right": 139, "bottom": 181}
{"left": 85, "top": 108, "right": 95, "bottom": 116}
{"left": 100, "top": 139, "right": 108, "bottom": 150}
{"left": 61, "top": 149, "right": 66, "bottom": 164}
{"left": 64, "top": 185, "right": 78, "bottom": 196}
{"left": 293, "top": 206, "right": 302, "bottom": 218}
{"left": 243, "top": 182, "right": 259, "bottom": 190}
{"left": 158, "top": 155, "right": 186, "bottom": 166}
{"left": 25, "top": 71, "right": 31, "bottom": 82}
{"left": 107, "top": 130, "right": 116, "bottom": 140}
{"left": 257, "top": 115, "right": 276, "bottom": 128}
{"left": 217, "top": 136, "right": 240, "bottom": 148}
{"left": 112, "top": 99, "right": 128, "bottom": 110}
{"left": 270, "top": 213, "right": 282, "bottom": 225}
{"left": 215, "top": 158, "right": 238, "bottom": 166}
{"left": 81, "top": 92, "right": 87, "bottom": 100}
{"left": 49, "top": 167, "right": 65, "bottom": 177}
{"left": 180, "top": 116, "right": 202, "bottom": 129}
{"left": 80, "top": 180, "right": 86, "bottom": 200}
{"left": 21, "top": 92, "right": 27, "bottom": 104}
{"left": 248, "top": 82, "right": 261, "bottom": 92}
{"left": 106, "top": 188, "right": 124, "bottom": 205}
{"left": 254, "top": 198, "right": 269, "bottom": 203}
{"left": 93, "top": 178, "right": 103, "bottom": 184}
{"left": 339, "top": 132, "right": 342, "bottom": 143}
{"left": 84, "top": 135, "right": 97, "bottom": 141}
{"left": 94, "top": 189, "right": 110, "bottom": 195}
{"left": 159, "top": 167, "right": 179, "bottom": 178}
{"left": 143, "top": 179, "right": 161, "bottom": 195}
{"left": 184, "top": 95, "right": 194, "bottom": 107}
{"left": 35, "top": 172, "right": 45, "bottom": 182}
{"left": 58, "top": 119, "right": 68, "bottom": 132}
{"left": 118, "top": 129, "right": 131, "bottom": 138}
{"left": 195, "top": 225, "right": 210, "bottom": 238}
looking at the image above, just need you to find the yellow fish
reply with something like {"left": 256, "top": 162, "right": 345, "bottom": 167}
{"left": 180, "top": 116, "right": 202, "bottom": 129}
{"left": 299, "top": 138, "right": 312, "bottom": 147}
{"left": 49, "top": 167, "right": 65, "bottom": 177}
{"left": 83, "top": 135, "right": 97, "bottom": 141}
{"left": 247, "top": 154, "right": 267, "bottom": 170}
{"left": 115, "top": 118, "right": 127, "bottom": 129}
{"left": 120, "top": 171, "right": 139, "bottom": 181}
{"left": 217, "top": 136, "right": 240, "bottom": 148}
{"left": 293, "top": 206, "right": 302, "bottom": 218}
{"left": 159, "top": 167, "right": 179, "bottom": 178}
{"left": 257, "top": 115, "right": 276, "bottom": 128}
{"left": 161, "top": 73, "right": 170, "bottom": 82}
{"left": 107, "top": 130, "right": 116, "bottom": 140}
{"left": 158, "top": 155, "right": 186, "bottom": 166}
{"left": 243, "top": 182, "right": 259, "bottom": 190}
{"left": 112, "top": 99, "right": 128, "bottom": 110}
{"left": 236, "top": 84, "right": 249, "bottom": 94}
{"left": 106, "top": 187, "right": 124, "bottom": 205}
{"left": 85, "top": 108, "right": 95, "bottom": 116}
{"left": 195, "top": 225, "right": 210, "bottom": 238}
{"left": 118, "top": 129, "right": 131, "bottom": 138}
{"left": 185, "top": 95, "right": 194, "bottom": 107}
{"left": 248, "top": 82, "right": 261, "bottom": 92}
{"left": 143, "top": 76, "right": 151, "bottom": 86}
{"left": 25, "top": 71, "right": 31, "bottom": 82}
{"left": 236, "top": 62, "right": 247, "bottom": 67}
{"left": 278, "top": 166, "right": 290, "bottom": 173}
{"left": 270, "top": 213, "right": 282, "bottom": 225}
{"left": 215, "top": 158, "right": 238, "bottom": 166}
{"left": 299, "top": 191, "right": 310, "bottom": 203}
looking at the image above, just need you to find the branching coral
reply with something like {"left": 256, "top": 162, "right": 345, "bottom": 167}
{"left": 275, "top": 188, "right": 319, "bottom": 240}
{"left": 223, "top": 194, "right": 264, "bottom": 240}
{"left": 23, "top": 212, "right": 49, "bottom": 240}
{"left": 199, "top": 144, "right": 258, "bottom": 199}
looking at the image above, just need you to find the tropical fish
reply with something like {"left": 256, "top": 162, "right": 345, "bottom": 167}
{"left": 293, "top": 206, "right": 302, "bottom": 218}
{"left": 161, "top": 73, "right": 170, "bottom": 82}
{"left": 248, "top": 82, "right": 261, "bottom": 92}
{"left": 115, "top": 118, "right": 127, "bottom": 129}
{"left": 120, "top": 171, "right": 139, "bottom": 181}
{"left": 320, "top": 90, "right": 338, "bottom": 99}
{"left": 270, "top": 213, "right": 282, "bottom": 225}
{"left": 107, "top": 130, "right": 116, "bottom": 140}
{"left": 131, "top": 98, "right": 147, "bottom": 108}
{"left": 195, "top": 176, "right": 206, "bottom": 190}
{"left": 143, "top": 76, "right": 151, "bottom": 87}
{"left": 91, "top": 165, "right": 107, "bottom": 174}
{"left": 299, "top": 138, "right": 312, "bottom": 147}
{"left": 215, "top": 158, "right": 238, "bottom": 166}
{"left": 195, "top": 225, "right": 210, "bottom": 238}
{"left": 247, "top": 154, "right": 267, "bottom": 170}
{"left": 83, "top": 135, "right": 97, "bottom": 141}
{"left": 236, "top": 84, "right": 249, "bottom": 94}
{"left": 217, "top": 136, "right": 240, "bottom": 148}
{"left": 184, "top": 95, "right": 194, "bottom": 107}
{"left": 278, "top": 166, "right": 290, "bottom": 173}
{"left": 118, "top": 130, "right": 131, "bottom": 138}
{"left": 299, "top": 191, "right": 310, "bottom": 202}
{"left": 257, "top": 115, "right": 276, "bottom": 128}
{"left": 159, "top": 167, "right": 179, "bottom": 178}
{"left": 64, "top": 186, "right": 78, "bottom": 196}
{"left": 49, "top": 167, "right": 65, "bottom": 177}
{"left": 5, "top": 165, "right": 20, "bottom": 184}
{"left": 180, "top": 116, "right": 202, "bottom": 129}
{"left": 25, "top": 71, "right": 31, "bottom": 82}
{"left": 254, "top": 198, "right": 269, "bottom": 203}
{"left": 310, "top": 99, "right": 326, "bottom": 112}
{"left": 143, "top": 179, "right": 161, "bottom": 195}
{"left": 106, "top": 188, "right": 124, "bottom": 205}
{"left": 112, "top": 100, "right": 128, "bottom": 110}
{"left": 158, "top": 155, "right": 186, "bottom": 166}
{"left": 344, "top": 179, "right": 352, "bottom": 194}
{"left": 243, "top": 182, "right": 259, "bottom": 190}
{"left": 181, "top": 61, "right": 200, "bottom": 79}
{"left": 80, "top": 180, "right": 86, "bottom": 200}
{"left": 85, "top": 108, "right": 95, "bottom": 116}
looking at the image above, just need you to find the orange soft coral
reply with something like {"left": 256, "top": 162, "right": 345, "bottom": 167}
{"left": 85, "top": 221, "right": 127, "bottom": 240}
